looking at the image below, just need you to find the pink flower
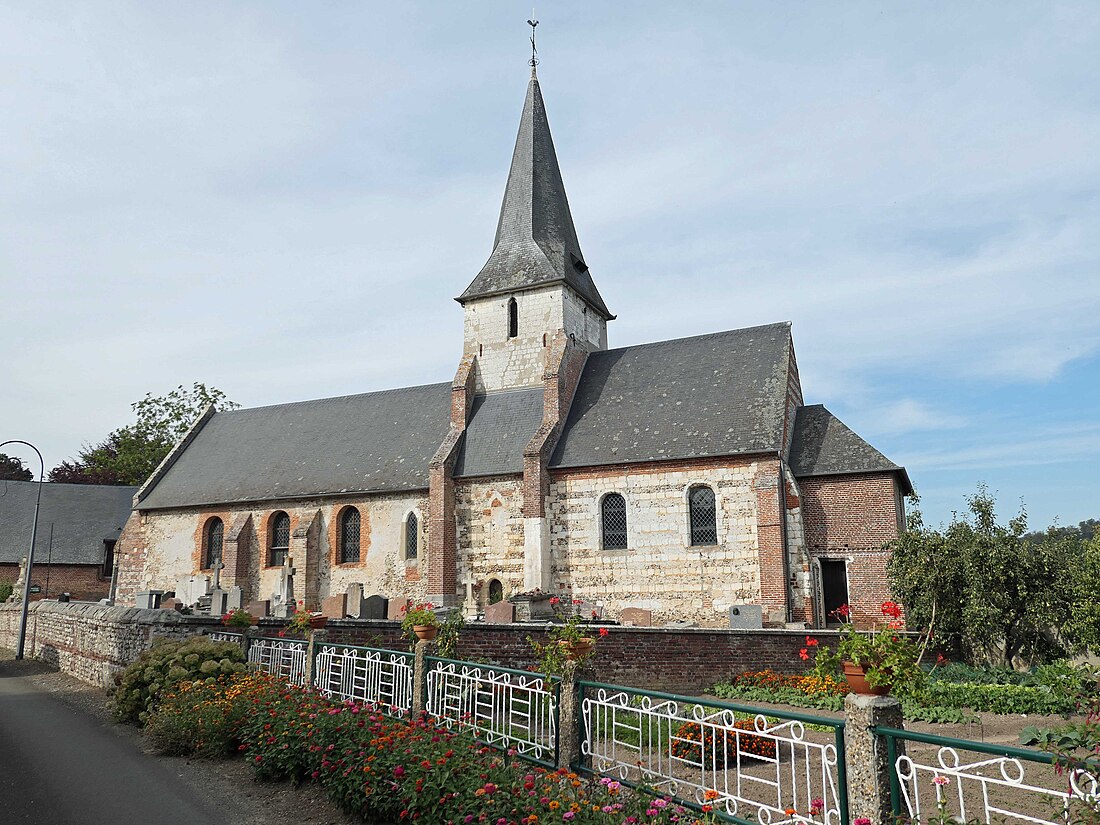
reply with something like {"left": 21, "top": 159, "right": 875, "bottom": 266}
{"left": 854, "top": 819, "right": 872, "bottom": 825}
{"left": 933, "top": 775, "right": 950, "bottom": 787}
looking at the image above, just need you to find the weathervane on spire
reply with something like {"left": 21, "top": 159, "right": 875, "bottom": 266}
{"left": 527, "top": 12, "right": 539, "bottom": 71}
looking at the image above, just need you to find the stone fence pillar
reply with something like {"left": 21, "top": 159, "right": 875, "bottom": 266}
{"left": 305, "top": 628, "right": 327, "bottom": 686}
{"left": 556, "top": 660, "right": 595, "bottom": 771}
{"left": 844, "top": 693, "right": 905, "bottom": 825}
{"left": 412, "top": 639, "right": 432, "bottom": 714}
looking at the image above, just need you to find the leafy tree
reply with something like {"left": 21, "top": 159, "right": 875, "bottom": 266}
{"left": 49, "top": 383, "right": 239, "bottom": 487}
{"left": 0, "top": 453, "right": 34, "bottom": 481}
{"left": 1063, "top": 534, "right": 1100, "bottom": 655}
{"left": 889, "top": 487, "right": 1078, "bottom": 667}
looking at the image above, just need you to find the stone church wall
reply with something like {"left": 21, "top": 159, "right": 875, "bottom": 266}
{"left": 117, "top": 490, "right": 430, "bottom": 610}
{"left": 546, "top": 457, "right": 764, "bottom": 627}
{"left": 455, "top": 476, "right": 526, "bottom": 608}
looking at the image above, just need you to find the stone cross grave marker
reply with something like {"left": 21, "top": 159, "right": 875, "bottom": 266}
{"left": 271, "top": 555, "right": 297, "bottom": 618}
{"left": 460, "top": 572, "right": 479, "bottom": 620}
{"left": 210, "top": 558, "right": 224, "bottom": 591}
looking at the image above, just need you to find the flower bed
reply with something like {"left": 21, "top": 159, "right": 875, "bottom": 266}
{"left": 669, "top": 719, "right": 777, "bottom": 762}
{"left": 143, "top": 670, "right": 722, "bottom": 824}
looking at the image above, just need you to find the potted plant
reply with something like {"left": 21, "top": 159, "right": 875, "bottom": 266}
{"left": 806, "top": 601, "right": 924, "bottom": 695}
{"left": 221, "top": 608, "right": 255, "bottom": 628}
{"left": 401, "top": 602, "right": 439, "bottom": 642}
{"left": 285, "top": 602, "right": 327, "bottom": 636}
{"left": 529, "top": 597, "right": 609, "bottom": 674}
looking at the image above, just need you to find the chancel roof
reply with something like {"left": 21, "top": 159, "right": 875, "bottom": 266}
{"left": 550, "top": 323, "right": 794, "bottom": 469}
{"left": 788, "top": 404, "right": 914, "bottom": 495}
{"left": 0, "top": 481, "right": 136, "bottom": 564}
{"left": 457, "top": 73, "right": 612, "bottom": 319}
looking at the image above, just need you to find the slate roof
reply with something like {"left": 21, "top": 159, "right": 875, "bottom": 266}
{"left": 788, "top": 404, "right": 914, "bottom": 495}
{"left": 457, "top": 73, "right": 612, "bottom": 319}
{"left": 136, "top": 383, "right": 453, "bottom": 510}
{"left": 0, "top": 481, "right": 136, "bottom": 565}
{"left": 550, "top": 323, "right": 794, "bottom": 469}
{"left": 453, "top": 389, "right": 545, "bottom": 478}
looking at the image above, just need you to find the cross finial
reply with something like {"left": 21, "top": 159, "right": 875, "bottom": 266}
{"left": 527, "top": 13, "right": 539, "bottom": 74}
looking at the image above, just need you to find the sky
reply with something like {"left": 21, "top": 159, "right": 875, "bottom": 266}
{"left": 2, "top": 2, "right": 1098, "bottom": 531}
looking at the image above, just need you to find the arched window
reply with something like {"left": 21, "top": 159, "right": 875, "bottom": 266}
{"left": 601, "top": 493, "right": 628, "bottom": 550}
{"left": 204, "top": 518, "right": 223, "bottom": 569}
{"left": 269, "top": 511, "right": 290, "bottom": 566}
{"left": 689, "top": 485, "right": 718, "bottom": 546}
{"left": 405, "top": 512, "right": 419, "bottom": 560}
{"left": 488, "top": 578, "right": 504, "bottom": 605}
{"left": 507, "top": 298, "right": 518, "bottom": 339}
{"left": 339, "top": 507, "right": 361, "bottom": 564}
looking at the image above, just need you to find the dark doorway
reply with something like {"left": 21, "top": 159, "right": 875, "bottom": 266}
{"left": 488, "top": 579, "right": 504, "bottom": 605}
{"left": 820, "top": 559, "right": 849, "bottom": 626}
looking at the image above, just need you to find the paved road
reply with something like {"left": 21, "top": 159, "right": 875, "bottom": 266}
{"left": 0, "top": 660, "right": 227, "bottom": 824}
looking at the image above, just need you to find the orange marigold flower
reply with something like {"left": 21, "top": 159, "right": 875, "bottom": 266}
{"left": 704, "top": 789, "right": 719, "bottom": 801}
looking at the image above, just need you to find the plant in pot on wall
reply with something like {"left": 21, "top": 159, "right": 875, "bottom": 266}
{"left": 283, "top": 601, "right": 327, "bottom": 636}
{"left": 400, "top": 602, "right": 439, "bottom": 642}
{"left": 529, "top": 597, "right": 609, "bottom": 675}
{"left": 806, "top": 601, "right": 925, "bottom": 696}
{"left": 221, "top": 608, "right": 255, "bottom": 628}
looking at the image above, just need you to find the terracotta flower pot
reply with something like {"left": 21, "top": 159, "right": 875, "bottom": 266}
{"left": 413, "top": 624, "right": 438, "bottom": 641}
{"left": 308, "top": 615, "right": 328, "bottom": 630}
{"left": 843, "top": 661, "right": 889, "bottom": 696}
{"left": 559, "top": 638, "right": 595, "bottom": 660}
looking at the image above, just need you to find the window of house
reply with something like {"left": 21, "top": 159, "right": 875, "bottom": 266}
{"left": 101, "top": 539, "right": 117, "bottom": 580}
{"left": 601, "top": 493, "right": 628, "bottom": 550}
{"left": 405, "top": 512, "right": 419, "bottom": 560}
{"left": 339, "top": 507, "right": 361, "bottom": 564}
{"left": 488, "top": 578, "right": 504, "bottom": 605}
{"left": 204, "top": 517, "right": 224, "bottom": 569}
{"left": 269, "top": 512, "right": 290, "bottom": 566}
{"left": 688, "top": 485, "right": 718, "bottom": 546}
{"left": 507, "top": 298, "right": 518, "bottom": 339}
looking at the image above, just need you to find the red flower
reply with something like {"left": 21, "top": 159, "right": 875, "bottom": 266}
{"left": 881, "top": 601, "right": 902, "bottom": 619}
{"left": 549, "top": 597, "right": 560, "bottom": 606}
{"left": 799, "top": 648, "right": 810, "bottom": 660}
{"left": 599, "top": 628, "right": 609, "bottom": 637}
{"left": 805, "top": 635, "right": 818, "bottom": 646}
{"left": 834, "top": 604, "right": 851, "bottom": 618}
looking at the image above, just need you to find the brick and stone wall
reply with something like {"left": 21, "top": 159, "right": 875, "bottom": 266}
{"left": 546, "top": 457, "right": 768, "bottom": 627}
{"left": 455, "top": 477, "right": 526, "bottom": 607}
{"left": 0, "top": 562, "right": 110, "bottom": 602}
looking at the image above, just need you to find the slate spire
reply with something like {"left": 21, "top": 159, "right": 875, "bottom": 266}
{"left": 457, "top": 71, "right": 613, "bottom": 319}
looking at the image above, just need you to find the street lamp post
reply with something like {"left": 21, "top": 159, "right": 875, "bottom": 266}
{"left": 1, "top": 439, "right": 45, "bottom": 660}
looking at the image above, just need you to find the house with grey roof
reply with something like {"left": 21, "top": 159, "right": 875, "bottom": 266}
{"left": 115, "top": 65, "right": 911, "bottom": 628}
{"left": 0, "top": 480, "right": 136, "bottom": 602}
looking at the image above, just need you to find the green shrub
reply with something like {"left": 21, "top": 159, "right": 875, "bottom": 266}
{"left": 0, "top": 580, "right": 13, "bottom": 602}
{"left": 114, "top": 636, "right": 246, "bottom": 725}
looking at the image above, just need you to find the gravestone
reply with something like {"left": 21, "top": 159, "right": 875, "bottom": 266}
{"left": 321, "top": 593, "right": 347, "bottom": 619}
{"left": 175, "top": 577, "right": 192, "bottom": 605}
{"left": 363, "top": 594, "right": 388, "bottom": 620}
{"left": 246, "top": 599, "right": 270, "bottom": 618}
{"left": 345, "top": 583, "right": 366, "bottom": 618}
{"left": 226, "top": 586, "right": 243, "bottom": 612}
{"left": 485, "top": 600, "right": 515, "bottom": 624}
{"left": 728, "top": 605, "right": 763, "bottom": 629}
{"left": 387, "top": 598, "right": 409, "bottom": 621}
{"left": 510, "top": 593, "right": 553, "bottom": 621}
{"left": 135, "top": 590, "right": 163, "bottom": 610}
{"left": 209, "top": 588, "right": 229, "bottom": 616}
{"left": 618, "top": 607, "right": 652, "bottom": 627}
{"left": 665, "top": 619, "right": 698, "bottom": 629}
{"left": 161, "top": 597, "right": 183, "bottom": 612}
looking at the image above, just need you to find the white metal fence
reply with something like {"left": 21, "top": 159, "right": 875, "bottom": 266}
{"left": 579, "top": 682, "right": 846, "bottom": 825}
{"left": 425, "top": 656, "right": 559, "bottom": 766}
{"left": 247, "top": 636, "right": 308, "bottom": 686}
{"left": 315, "top": 644, "right": 414, "bottom": 713}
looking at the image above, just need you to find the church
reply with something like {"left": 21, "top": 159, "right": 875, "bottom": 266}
{"left": 114, "top": 65, "right": 912, "bottom": 629}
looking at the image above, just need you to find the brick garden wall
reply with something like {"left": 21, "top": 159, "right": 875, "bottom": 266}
{"left": 0, "top": 601, "right": 836, "bottom": 694}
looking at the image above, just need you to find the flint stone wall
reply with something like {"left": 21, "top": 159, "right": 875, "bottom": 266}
{"left": 0, "top": 600, "right": 219, "bottom": 689}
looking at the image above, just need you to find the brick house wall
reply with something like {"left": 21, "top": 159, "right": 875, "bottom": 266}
{"left": 0, "top": 562, "right": 110, "bottom": 602}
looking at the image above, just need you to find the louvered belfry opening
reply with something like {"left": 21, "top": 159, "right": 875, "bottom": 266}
{"left": 340, "top": 508, "right": 361, "bottom": 564}
{"left": 601, "top": 494, "right": 628, "bottom": 550}
{"left": 689, "top": 485, "right": 718, "bottom": 546}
